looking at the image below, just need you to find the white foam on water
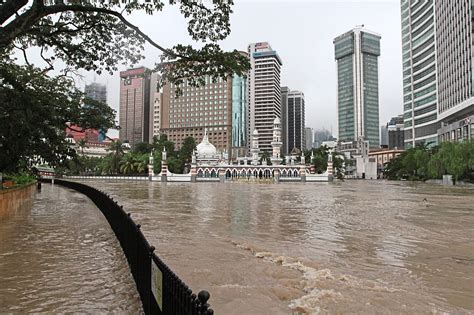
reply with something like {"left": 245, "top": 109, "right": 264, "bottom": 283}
{"left": 230, "top": 240, "right": 403, "bottom": 314}
{"left": 231, "top": 240, "right": 341, "bottom": 314}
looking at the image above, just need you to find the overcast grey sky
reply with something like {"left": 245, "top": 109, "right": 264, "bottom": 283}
{"left": 79, "top": 0, "right": 403, "bottom": 137}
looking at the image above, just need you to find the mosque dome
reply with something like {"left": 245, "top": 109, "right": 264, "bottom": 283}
{"left": 196, "top": 130, "right": 217, "bottom": 157}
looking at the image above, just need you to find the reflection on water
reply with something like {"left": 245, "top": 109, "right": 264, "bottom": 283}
{"left": 86, "top": 180, "right": 474, "bottom": 314}
{"left": 0, "top": 184, "right": 142, "bottom": 313}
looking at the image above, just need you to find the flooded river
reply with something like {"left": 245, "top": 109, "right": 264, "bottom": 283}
{"left": 0, "top": 184, "right": 141, "bottom": 313}
{"left": 83, "top": 180, "right": 473, "bottom": 314}
{"left": 1, "top": 180, "right": 473, "bottom": 314}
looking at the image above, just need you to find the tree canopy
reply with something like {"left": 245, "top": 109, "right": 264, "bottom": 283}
{"left": 0, "top": 0, "right": 250, "bottom": 172}
{"left": 0, "top": 0, "right": 249, "bottom": 81}
{"left": 384, "top": 141, "right": 473, "bottom": 182}
{"left": 0, "top": 62, "right": 115, "bottom": 171}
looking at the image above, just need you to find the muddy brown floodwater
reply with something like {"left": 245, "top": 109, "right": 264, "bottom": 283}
{"left": 1, "top": 180, "right": 473, "bottom": 314}
{"left": 80, "top": 180, "right": 473, "bottom": 314}
{"left": 0, "top": 184, "right": 142, "bottom": 313}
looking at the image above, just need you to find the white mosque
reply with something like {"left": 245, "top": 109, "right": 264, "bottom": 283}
{"left": 149, "top": 118, "right": 333, "bottom": 183}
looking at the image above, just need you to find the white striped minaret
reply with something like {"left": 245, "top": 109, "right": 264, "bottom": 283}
{"left": 161, "top": 147, "right": 168, "bottom": 182}
{"left": 148, "top": 150, "right": 154, "bottom": 181}
{"left": 327, "top": 153, "right": 334, "bottom": 182}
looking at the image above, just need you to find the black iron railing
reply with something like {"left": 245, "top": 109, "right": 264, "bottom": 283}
{"left": 40, "top": 178, "right": 213, "bottom": 315}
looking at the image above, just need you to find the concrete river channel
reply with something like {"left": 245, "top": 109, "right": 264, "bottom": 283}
{"left": 0, "top": 180, "right": 473, "bottom": 314}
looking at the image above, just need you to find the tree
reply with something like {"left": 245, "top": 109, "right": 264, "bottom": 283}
{"left": 0, "top": 1, "right": 249, "bottom": 84}
{"left": 0, "top": 63, "right": 115, "bottom": 172}
{"left": 135, "top": 153, "right": 149, "bottom": 174}
{"left": 119, "top": 153, "right": 134, "bottom": 174}
{"left": 134, "top": 142, "right": 152, "bottom": 154}
{"left": 386, "top": 141, "right": 473, "bottom": 182}
{"left": 106, "top": 140, "right": 126, "bottom": 174}
{"left": 312, "top": 146, "right": 329, "bottom": 174}
{"left": 152, "top": 135, "right": 175, "bottom": 158}
{"left": 179, "top": 137, "right": 196, "bottom": 162}
{"left": 1, "top": 1, "right": 249, "bottom": 172}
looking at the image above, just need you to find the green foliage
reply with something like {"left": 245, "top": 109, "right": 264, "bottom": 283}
{"left": 105, "top": 140, "right": 127, "bottom": 174}
{"left": 332, "top": 154, "right": 345, "bottom": 180}
{"left": 0, "top": 62, "right": 116, "bottom": 172}
{"left": 9, "top": 172, "right": 36, "bottom": 186}
{"left": 152, "top": 135, "right": 175, "bottom": 158}
{"left": 119, "top": 152, "right": 149, "bottom": 175}
{"left": 310, "top": 146, "right": 329, "bottom": 174}
{"left": 1, "top": 0, "right": 250, "bottom": 173}
{"left": 385, "top": 141, "right": 474, "bottom": 182}
{"left": 1, "top": 1, "right": 250, "bottom": 83}
{"left": 133, "top": 142, "right": 152, "bottom": 154}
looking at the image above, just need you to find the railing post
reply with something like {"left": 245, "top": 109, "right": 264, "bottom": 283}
{"left": 197, "top": 291, "right": 213, "bottom": 315}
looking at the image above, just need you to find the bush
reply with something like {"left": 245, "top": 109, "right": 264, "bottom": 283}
{"left": 1, "top": 172, "right": 36, "bottom": 188}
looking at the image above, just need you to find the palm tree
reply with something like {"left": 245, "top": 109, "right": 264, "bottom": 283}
{"left": 76, "top": 139, "right": 88, "bottom": 156}
{"left": 135, "top": 154, "right": 148, "bottom": 174}
{"left": 120, "top": 153, "right": 136, "bottom": 174}
{"left": 107, "top": 140, "right": 125, "bottom": 174}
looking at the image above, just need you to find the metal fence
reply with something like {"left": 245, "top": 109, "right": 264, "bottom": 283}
{"left": 40, "top": 178, "right": 213, "bottom": 315}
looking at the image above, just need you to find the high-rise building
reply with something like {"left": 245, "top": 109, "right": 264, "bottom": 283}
{"left": 435, "top": 0, "right": 474, "bottom": 142}
{"left": 280, "top": 86, "right": 290, "bottom": 155}
{"left": 313, "top": 129, "right": 333, "bottom": 148}
{"left": 287, "top": 90, "right": 305, "bottom": 152}
{"left": 305, "top": 127, "right": 313, "bottom": 150}
{"left": 401, "top": 1, "right": 439, "bottom": 147}
{"left": 160, "top": 75, "right": 234, "bottom": 152}
{"left": 119, "top": 67, "right": 151, "bottom": 148}
{"left": 387, "top": 115, "right": 405, "bottom": 149}
{"left": 85, "top": 82, "right": 107, "bottom": 104}
{"left": 380, "top": 125, "right": 388, "bottom": 147}
{"left": 248, "top": 42, "right": 283, "bottom": 152}
{"left": 231, "top": 73, "right": 248, "bottom": 157}
{"left": 334, "top": 27, "right": 381, "bottom": 148}
{"left": 85, "top": 82, "right": 107, "bottom": 142}
{"left": 401, "top": 1, "right": 474, "bottom": 146}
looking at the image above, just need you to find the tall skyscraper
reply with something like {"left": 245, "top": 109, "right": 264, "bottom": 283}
{"left": 334, "top": 27, "right": 381, "bottom": 148}
{"left": 401, "top": 0, "right": 474, "bottom": 146}
{"left": 387, "top": 115, "right": 405, "bottom": 149}
{"left": 401, "top": 1, "right": 438, "bottom": 147}
{"left": 305, "top": 127, "right": 313, "bottom": 150}
{"left": 313, "top": 129, "right": 333, "bottom": 148}
{"left": 160, "top": 74, "right": 234, "bottom": 152}
{"left": 85, "top": 82, "right": 107, "bottom": 142}
{"left": 280, "top": 86, "right": 290, "bottom": 156}
{"left": 85, "top": 82, "right": 107, "bottom": 104}
{"left": 380, "top": 124, "right": 388, "bottom": 147}
{"left": 435, "top": 0, "right": 474, "bottom": 142}
{"left": 287, "top": 90, "right": 305, "bottom": 152}
{"left": 248, "top": 42, "right": 283, "bottom": 152}
{"left": 231, "top": 73, "right": 248, "bottom": 157}
{"left": 119, "top": 67, "right": 151, "bottom": 148}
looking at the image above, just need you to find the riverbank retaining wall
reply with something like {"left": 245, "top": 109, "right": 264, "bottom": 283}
{"left": 0, "top": 183, "right": 36, "bottom": 218}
